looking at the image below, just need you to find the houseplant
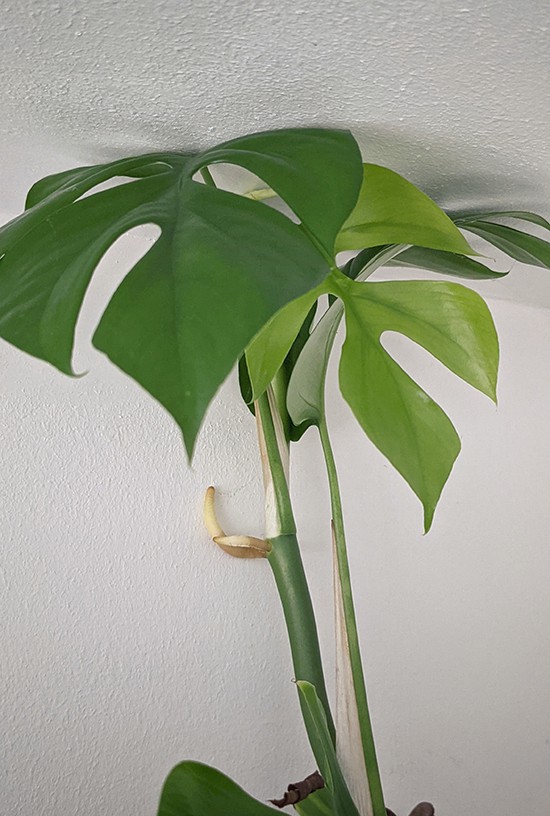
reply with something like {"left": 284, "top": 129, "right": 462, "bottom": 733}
{"left": 1, "top": 127, "right": 549, "bottom": 815}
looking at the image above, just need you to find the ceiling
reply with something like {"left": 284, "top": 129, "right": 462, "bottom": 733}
{"left": 0, "top": 0, "right": 549, "bottom": 301}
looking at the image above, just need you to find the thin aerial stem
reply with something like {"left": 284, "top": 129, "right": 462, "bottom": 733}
{"left": 318, "top": 416, "right": 386, "bottom": 816}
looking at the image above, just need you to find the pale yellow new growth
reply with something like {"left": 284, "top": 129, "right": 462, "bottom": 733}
{"left": 213, "top": 534, "right": 270, "bottom": 559}
{"left": 203, "top": 485, "right": 225, "bottom": 538}
{"left": 203, "top": 486, "right": 270, "bottom": 559}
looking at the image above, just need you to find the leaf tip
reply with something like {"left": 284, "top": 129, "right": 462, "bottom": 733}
{"left": 423, "top": 505, "right": 435, "bottom": 535}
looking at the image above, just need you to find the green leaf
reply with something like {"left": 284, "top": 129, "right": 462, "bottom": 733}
{"left": 388, "top": 246, "right": 507, "bottom": 280}
{"left": 0, "top": 154, "right": 176, "bottom": 255}
{"left": 239, "top": 297, "right": 319, "bottom": 438}
{"left": 287, "top": 301, "right": 344, "bottom": 430}
{"left": 287, "top": 247, "right": 405, "bottom": 433}
{"left": 93, "top": 181, "right": 330, "bottom": 455}
{"left": 283, "top": 302, "right": 320, "bottom": 442}
{"left": 0, "top": 128, "right": 363, "bottom": 456}
{"left": 454, "top": 210, "right": 550, "bottom": 231}
{"left": 238, "top": 354, "right": 255, "bottom": 414}
{"left": 338, "top": 279, "right": 499, "bottom": 531}
{"left": 460, "top": 220, "right": 550, "bottom": 270}
{"left": 295, "top": 787, "right": 335, "bottom": 816}
{"left": 246, "top": 283, "right": 327, "bottom": 401}
{"left": 157, "top": 761, "right": 277, "bottom": 816}
{"left": 335, "top": 164, "right": 474, "bottom": 256}
{"left": 195, "top": 128, "right": 363, "bottom": 255}
{"left": 296, "top": 681, "right": 361, "bottom": 816}
{"left": 24, "top": 155, "right": 175, "bottom": 210}
{"left": 0, "top": 172, "right": 179, "bottom": 368}
{"left": 342, "top": 246, "right": 394, "bottom": 280}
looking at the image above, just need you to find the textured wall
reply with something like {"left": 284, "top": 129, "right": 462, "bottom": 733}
{"left": 1, "top": 0, "right": 550, "bottom": 814}
{"left": 2, "top": 224, "right": 550, "bottom": 814}
{"left": 0, "top": 0, "right": 549, "bottom": 216}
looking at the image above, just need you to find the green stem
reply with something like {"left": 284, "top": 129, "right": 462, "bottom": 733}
{"left": 256, "top": 391, "right": 336, "bottom": 746}
{"left": 318, "top": 416, "right": 386, "bottom": 816}
{"left": 204, "top": 163, "right": 335, "bottom": 748}
{"left": 256, "top": 391, "right": 295, "bottom": 535}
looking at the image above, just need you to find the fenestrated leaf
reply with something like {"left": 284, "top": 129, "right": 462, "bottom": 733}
{"left": 0, "top": 153, "right": 176, "bottom": 255}
{"left": 387, "top": 246, "right": 506, "bottom": 280}
{"left": 0, "top": 172, "right": 178, "bottom": 369}
{"left": 196, "top": 128, "right": 363, "bottom": 255}
{"left": 93, "top": 181, "right": 330, "bottom": 454}
{"left": 297, "top": 681, "right": 361, "bottom": 816}
{"left": 157, "top": 761, "right": 277, "bottom": 816}
{"left": 0, "top": 128, "right": 363, "bottom": 456}
{"left": 338, "top": 279, "right": 499, "bottom": 531}
{"left": 454, "top": 210, "right": 550, "bottom": 231}
{"left": 335, "top": 165, "right": 474, "bottom": 256}
{"left": 460, "top": 220, "right": 550, "bottom": 270}
{"left": 24, "top": 154, "right": 175, "bottom": 210}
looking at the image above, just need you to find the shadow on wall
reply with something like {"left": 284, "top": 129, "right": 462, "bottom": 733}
{"left": 348, "top": 121, "right": 545, "bottom": 216}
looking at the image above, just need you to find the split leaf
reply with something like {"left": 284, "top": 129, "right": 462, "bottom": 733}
{"left": 197, "top": 128, "right": 363, "bottom": 256}
{"left": 0, "top": 128, "right": 363, "bottom": 456}
{"left": 93, "top": 180, "right": 329, "bottom": 455}
{"left": 338, "top": 279, "right": 499, "bottom": 531}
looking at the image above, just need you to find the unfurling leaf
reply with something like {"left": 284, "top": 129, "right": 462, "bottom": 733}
{"left": 287, "top": 300, "right": 344, "bottom": 430}
{"left": 296, "top": 681, "right": 361, "bottom": 816}
{"left": 338, "top": 279, "right": 499, "bottom": 531}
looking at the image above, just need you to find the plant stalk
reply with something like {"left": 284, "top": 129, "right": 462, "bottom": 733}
{"left": 318, "top": 416, "right": 386, "bottom": 816}
{"left": 255, "top": 390, "right": 336, "bottom": 748}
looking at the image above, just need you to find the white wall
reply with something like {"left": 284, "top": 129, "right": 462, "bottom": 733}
{"left": 2, "top": 224, "right": 550, "bottom": 816}
{"left": 1, "top": 0, "right": 549, "bottom": 219}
